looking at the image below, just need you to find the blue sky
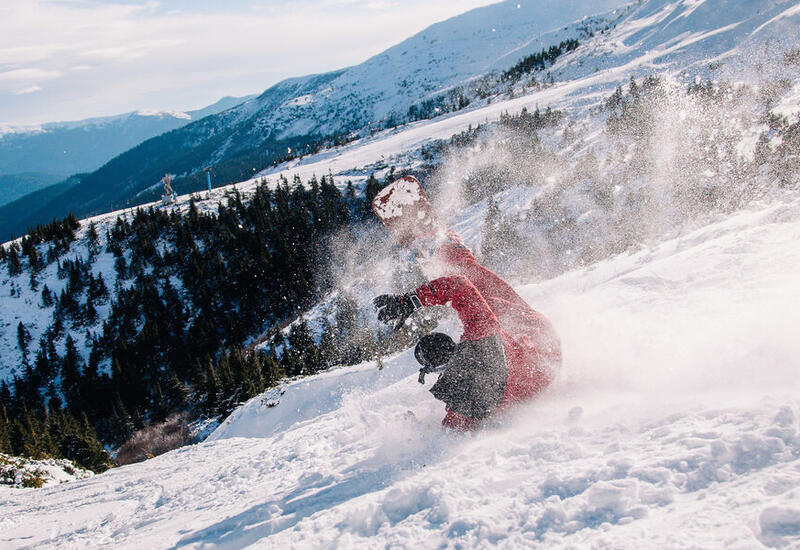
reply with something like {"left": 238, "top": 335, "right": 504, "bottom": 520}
{"left": 0, "top": 0, "right": 498, "bottom": 126}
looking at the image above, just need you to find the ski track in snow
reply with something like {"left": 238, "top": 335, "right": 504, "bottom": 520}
{"left": 3, "top": 196, "right": 800, "bottom": 549}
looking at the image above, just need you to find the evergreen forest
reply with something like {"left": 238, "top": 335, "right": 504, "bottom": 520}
{"left": 0, "top": 174, "right": 393, "bottom": 470}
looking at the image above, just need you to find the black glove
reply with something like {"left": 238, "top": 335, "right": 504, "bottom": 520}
{"left": 418, "top": 364, "right": 445, "bottom": 384}
{"left": 373, "top": 292, "right": 423, "bottom": 330}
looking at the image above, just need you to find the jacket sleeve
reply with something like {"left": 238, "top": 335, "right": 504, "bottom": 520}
{"left": 415, "top": 276, "right": 501, "bottom": 341}
{"left": 435, "top": 239, "right": 529, "bottom": 308}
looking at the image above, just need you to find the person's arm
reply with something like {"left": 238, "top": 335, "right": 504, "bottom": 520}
{"left": 435, "top": 237, "right": 528, "bottom": 308}
{"left": 416, "top": 276, "right": 501, "bottom": 341}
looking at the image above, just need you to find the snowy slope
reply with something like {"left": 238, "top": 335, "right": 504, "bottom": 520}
{"left": 210, "top": 0, "right": 625, "bottom": 138}
{"left": 226, "top": 0, "right": 800, "bottom": 191}
{"left": 3, "top": 195, "right": 800, "bottom": 549}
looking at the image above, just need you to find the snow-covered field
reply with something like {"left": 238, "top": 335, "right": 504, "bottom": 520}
{"left": 3, "top": 194, "right": 799, "bottom": 549}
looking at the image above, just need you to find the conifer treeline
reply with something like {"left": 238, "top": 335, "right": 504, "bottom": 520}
{"left": 0, "top": 406, "right": 110, "bottom": 473}
{"left": 0, "top": 174, "right": 383, "bottom": 469}
{"left": 501, "top": 39, "right": 580, "bottom": 83}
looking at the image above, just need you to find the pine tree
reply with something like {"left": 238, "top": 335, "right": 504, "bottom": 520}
{"left": 216, "top": 352, "right": 238, "bottom": 415}
{"left": 29, "top": 270, "right": 39, "bottom": 291}
{"left": 17, "top": 322, "right": 31, "bottom": 365}
{"left": 94, "top": 273, "right": 109, "bottom": 302}
{"left": 362, "top": 173, "right": 383, "bottom": 220}
{"left": 261, "top": 354, "right": 284, "bottom": 388}
{"left": 46, "top": 383, "right": 62, "bottom": 413}
{"left": 61, "top": 336, "right": 84, "bottom": 415}
{"left": 16, "top": 365, "right": 43, "bottom": 410}
{"left": 165, "top": 374, "right": 190, "bottom": 413}
{"left": 152, "top": 381, "right": 167, "bottom": 420}
{"left": 33, "top": 339, "right": 54, "bottom": 386}
{"left": 109, "top": 395, "right": 135, "bottom": 445}
{"left": 0, "top": 406, "right": 11, "bottom": 454}
{"left": 286, "top": 320, "right": 320, "bottom": 376}
{"left": 7, "top": 245, "right": 22, "bottom": 276}
{"left": 85, "top": 296, "right": 98, "bottom": 324}
{"left": 23, "top": 239, "right": 41, "bottom": 271}
{"left": 202, "top": 358, "right": 220, "bottom": 414}
{"left": 232, "top": 349, "right": 264, "bottom": 401}
{"left": 41, "top": 284, "right": 54, "bottom": 307}
{"left": 318, "top": 319, "right": 337, "bottom": 369}
{"left": 0, "top": 381, "right": 12, "bottom": 409}
{"left": 87, "top": 222, "right": 100, "bottom": 259}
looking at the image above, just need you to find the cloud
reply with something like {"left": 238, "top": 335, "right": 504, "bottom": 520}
{"left": 12, "top": 85, "right": 43, "bottom": 95}
{"left": 83, "top": 39, "right": 186, "bottom": 61}
{"left": 0, "top": 68, "right": 62, "bottom": 82}
{"left": 0, "top": 68, "right": 61, "bottom": 94}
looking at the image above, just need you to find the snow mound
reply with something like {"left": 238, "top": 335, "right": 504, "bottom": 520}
{"left": 0, "top": 453, "right": 93, "bottom": 489}
{"left": 209, "top": 352, "right": 421, "bottom": 441}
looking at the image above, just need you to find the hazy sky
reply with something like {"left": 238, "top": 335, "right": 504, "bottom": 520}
{"left": 0, "top": 0, "right": 498, "bottom": 126}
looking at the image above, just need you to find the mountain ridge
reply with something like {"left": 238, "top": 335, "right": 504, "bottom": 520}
{"left": 0, "top": 95, "right": 254, "bottom": 177}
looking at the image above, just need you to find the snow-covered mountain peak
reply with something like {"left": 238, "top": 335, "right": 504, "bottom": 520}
{"left": 0, "top": 95, "right": 253, "bottom": 182}
{"left": 210, "top": 1, "right": 630, "bottom": 141}
{"left": 349, "top": 0, "right": 626, "bottom": 82}
{"left": 182, "top": 0, "right": 800, "bottom": 160}
{"left": 134, "top": 109, "right": 191, "bottom": 120}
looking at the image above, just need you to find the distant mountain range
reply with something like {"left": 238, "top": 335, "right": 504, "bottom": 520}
{"left": 0, "top": 96, "right": 252, "bottom": 179}
{"left": 0, "top": 172, "right": 64, "bottom": 208}
{"left": 0, "top": 95, "right": 253, "bottom": 215}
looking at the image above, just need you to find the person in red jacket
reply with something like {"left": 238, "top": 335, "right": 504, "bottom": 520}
{"left": 374, "top": 233, "right": 561, "bottom": 431}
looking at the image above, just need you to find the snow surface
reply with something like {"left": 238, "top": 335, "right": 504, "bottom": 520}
{"left": 3, "top": 195, "right": 800, "bottom": 549}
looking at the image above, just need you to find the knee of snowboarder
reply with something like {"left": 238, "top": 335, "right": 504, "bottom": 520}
{"left": 417, "top": 333, "right": 508, "bottom": 421}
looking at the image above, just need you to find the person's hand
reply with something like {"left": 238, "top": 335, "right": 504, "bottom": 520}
{"left": 373, "top": 293, "right": 422, "bottom": 330}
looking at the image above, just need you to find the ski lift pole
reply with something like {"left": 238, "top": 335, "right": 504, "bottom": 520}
{"left": 206, "top": 169, "right": 212, "bottom": 194}
{"left": 161, "top": 174, "right": 175, "bottom": 205}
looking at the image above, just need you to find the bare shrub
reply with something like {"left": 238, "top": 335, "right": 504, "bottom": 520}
{"left": 115, "top": 413, "right": 192, "bottom": 466}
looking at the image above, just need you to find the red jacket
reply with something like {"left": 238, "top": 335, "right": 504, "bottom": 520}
{"left": 414, "top": 237, "right": 561, "bottom": 429}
